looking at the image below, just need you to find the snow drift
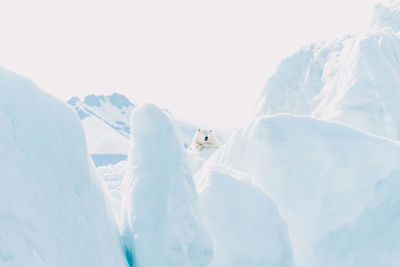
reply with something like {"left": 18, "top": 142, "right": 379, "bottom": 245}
{"left": 0, "top": 67, "right": 127, "bottom": 266}
{"left": 121, "top": 104, "right": 213, "bottom": 267}
{"left": 209, "top": 114, "right": 400, "bottom": 267}
{"left": 195, "top": 164, "right": 295, "bottom": 267}
{"left": 255, "top": 4, "right": 400, "bottom": 140}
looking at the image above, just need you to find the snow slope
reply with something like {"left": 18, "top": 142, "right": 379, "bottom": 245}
{"left": 68, "top": 94, "right": 132, "bottom": 166}
{"left": 0, "top": 67, "right": 127, "bottom": 267}
{"left": 68, "top": 94, "right": 134, "bottom": 138}
{"left": 195, "top": 164, "right": 295, "bottom": 267}
{"left": 315, "top": 170, "right": 400, "bottom": 267}
{"left": 209, "top": 114, "right": 400, "bottom": 267}
{"left": 255, "top": 3, "right": 400, "bottom": 140}
{"left": 121, "top": 104, "right": 213, "bottom": 267}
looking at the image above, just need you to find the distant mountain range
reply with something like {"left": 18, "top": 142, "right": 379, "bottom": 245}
{"left": 67, "top": 93, "right": 209, "bottom": 166}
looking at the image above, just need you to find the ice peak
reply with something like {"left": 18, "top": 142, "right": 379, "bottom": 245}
{"left": 371, "top": 0, "right": 400, "bottom": 32}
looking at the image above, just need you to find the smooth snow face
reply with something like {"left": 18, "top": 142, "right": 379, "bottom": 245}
{"left": 371, "top": 0, "right": 400, "bottom": 32}
{"left": 316, "top": 171, "right": 400, "bottom": 267}
{"left": 210, "top": 114, "right": 400, "bottom": 267}
{"left": 83, "top": 116, "right": 129, "bottom": 155}
{"left": 195, "top": 164, "right": 295, "bottom": 267}
{"left": 0, "top": 67, "right": 127, "bottom": 267}
{"left": 121, "top": 104, "right": 213, "bottom": 267}
{"left": 255, "top": 27, "right": 400, "bottom": 140}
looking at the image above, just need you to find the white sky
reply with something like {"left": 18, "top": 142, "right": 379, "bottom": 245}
{"left": 0, "top": 0, "right": 377, "bottom": 128}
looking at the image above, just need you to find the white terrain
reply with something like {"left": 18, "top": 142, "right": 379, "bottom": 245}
{"left": 1, "top": 1, "right": 400, "bottom": 267}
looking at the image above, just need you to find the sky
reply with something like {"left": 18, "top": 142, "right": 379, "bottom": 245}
{"left": 0, "top": 0, "right": 377, "bottom": 128}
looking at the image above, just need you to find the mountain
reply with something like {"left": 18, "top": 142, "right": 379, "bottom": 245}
{"left": 0, "top": 67, "right": 127, "bottom": 267}
{"left": 255, "top": 0, "right": 400, "bottom": 140}
{"left": 68, "top": 94, "right": 228, "bottom": 167}
{"left": 67, "top": 94, "right": 133, "bottom": 166}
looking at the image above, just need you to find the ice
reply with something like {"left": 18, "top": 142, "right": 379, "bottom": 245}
{"left": 0, "top": 67, "right": 127, "bottom": 267}
{"left": 121, "top": 104, "right": 213, "bottom": 267}
{"left": 371, "top": 0, "right": 400, "bottom": 32}
{"left": 195, "top": 164, "right": 295, "bottom": 267}
{"left": 97, "top": 160, "right": 128, "bottom": 230}
{"left": 209, "top": 114, "right": 400, "bottom": 267}
{"left": 68, "top": 94, "right": 225, "bottom": 166}
{"left": 315, "top": 171, "right": 400, "bottom": 267}
{"left": 255, "top": 9, "right": 400, "bottom": 140}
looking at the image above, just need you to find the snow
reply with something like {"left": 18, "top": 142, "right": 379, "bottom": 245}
{"left": 68, "top": 94, "right": 227, "bottom": 166}
{"left": 195, "top": 164, "right": 295, "bottom": 267}
{"left": 82, "top": 116, "right": 129, "bottom": 155}
{"left": 371, "top": 0, "right": 400, "bottom": 32}
{"left": 315, "top": 171, "right": 400, "bottom": 267}
{"left": 68, "top": 94, "right": 133, "bottom": 166}
{"left": 209, "top": 114, "right": 400, "bottom": 267}
{"left": 0, "top": 67, "right": 127, "bottom": 267}
{"left": 121, "top": 103, "right": 213, "bottom": 267}
{"left": 97, "top": 160, "right": 127, "bottom": 230}
{"left": 255, "top": 18, "right": 400, "bottom": 140}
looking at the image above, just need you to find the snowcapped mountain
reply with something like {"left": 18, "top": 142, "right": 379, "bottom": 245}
{"left": 68, "top": 93, "right": 133, "bottom": 138}
{"left": 255, "top": 0, "right": 400, "bottom": 140}
{"left": 67, "top": 94, "right": 133, "bottom": 166}
{"left": 68, "top": 94, "right": 228, "bottom": 167}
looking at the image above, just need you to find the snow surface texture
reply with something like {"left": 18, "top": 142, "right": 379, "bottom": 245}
{"left": 195, "top": 164, "right": 295, "bottom": 267}
{"left": 209, "top": 114, "right": 400, "bottom": 267}
{"left": 255, "top": 7, "right": 400, "bottom": 140}
{"left": 121, "top": 104, "right": 213, "bottom": 267}
{"left": 0, "top": 67, "right": 127, "bottom": 267}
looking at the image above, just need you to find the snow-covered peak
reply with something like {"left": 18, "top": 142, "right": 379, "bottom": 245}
{"left": 371, "top": 0, "right": 400, "bottom": 32}
{"left": 68, "top": 93, "right": 134, "bottom": 138}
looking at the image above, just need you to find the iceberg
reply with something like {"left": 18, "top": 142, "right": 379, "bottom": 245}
{"left": 209, "top": 114, "right": 400, "bottom": 267}
{"left": 121, "top": 104, "right": 213, "bottom": 267}
{"left": 0, "top": 67, "right": 127, "bottom": 267}
{"left": 195, "top": 164, "right": 296, "bottom": 267}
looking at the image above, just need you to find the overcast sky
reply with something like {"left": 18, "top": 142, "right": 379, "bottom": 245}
{"left": 0, "top": 0, "right": 377, "bottom": 128}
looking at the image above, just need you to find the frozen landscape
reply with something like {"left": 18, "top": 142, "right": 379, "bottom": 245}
{"left": 2, "top": 1, "right": 400, "bottom": 266}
